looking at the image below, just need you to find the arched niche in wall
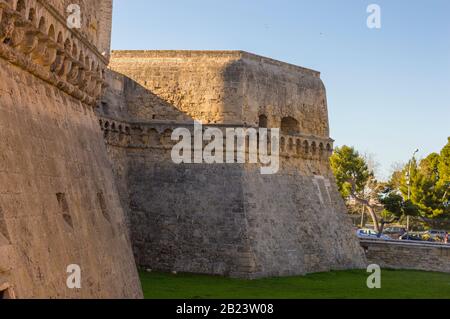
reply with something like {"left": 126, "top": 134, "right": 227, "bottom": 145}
{"left": 258, "top": 114, "right": 268, "bottom": 128}
{"left": 280, "top": 116, "right": 299, "bottom": 135}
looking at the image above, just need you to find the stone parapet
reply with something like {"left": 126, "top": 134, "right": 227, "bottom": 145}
{"left": 360, "top": 239, "right": 450, "bottom": 273}
{"left": 0, "top": 0, "right": 107, "bottom": 106}
{"left": 111, "top": 50, "right": 321, "bottom": 78}
{"left": 98, "top": 116, "right": 334, "bottom": 161}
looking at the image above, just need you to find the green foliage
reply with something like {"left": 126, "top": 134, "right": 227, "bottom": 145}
{"left": 437, "top": 138, "right": 450, "bottom": 209}
{"left": 438, "top": 137, "right": 450, "bottom": 186}
{"left": 414, "top": 153, "right": 445, "bottom": 218}
{"left": 388, "top": 170, "right": 403, "bottom": 190}
{"left": 403, "top": 199, "right": 421, "bottom": 217}
{"left": 397, "top": 157, "right": 418, "bottom": 197}
{"left": 380, "top": 191, "right": 419, "bottom": 220}
{"left": 329, "top": 146, "right": 372, "bottom": 199}
{"left": 379, "top": 192, "right": 403, "bottom": 218}
{"left": 331, "top": 140, "right": 450, "bottom": 225}
{"left": 388, "top": 138, "right": 450, "bottom": 220}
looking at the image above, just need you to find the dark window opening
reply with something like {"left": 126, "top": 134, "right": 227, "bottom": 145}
{"left": 0, "top": 284, "right": 15, "bottom": 299}
{"left": 16, "top": 0, "right": 26, "bottom": 14}
{"left": 56, "top": 193, "right": 73, "bottom": 228}
{"left": 28, "top": 8, "right": 36, "bottom": 22}
{"left": 280, "top": 116, "right": 299, "bottom": 135}
{"left": 38, "top": 17, "right": 46, "bottom": 32}
{"left": 258, "top": 115, "right": 268, "bottom": 128}
{"left": 101, "top": 101, "right": 110, "bottom": 115}
{"left": 56, "top": 193, "right": 69, "bottom": 211}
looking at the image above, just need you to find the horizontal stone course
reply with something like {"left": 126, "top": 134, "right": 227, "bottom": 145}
{"left": 360, "top": 239, "right": 450, "bottom": 273}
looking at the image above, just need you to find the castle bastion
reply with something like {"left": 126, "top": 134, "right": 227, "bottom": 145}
{"left": 98, "top": 50, "right": 366, "bottom": 278}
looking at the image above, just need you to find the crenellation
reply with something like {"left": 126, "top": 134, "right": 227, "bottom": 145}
{"left": 99, "top": 116, "right": 333, "bottom": 162}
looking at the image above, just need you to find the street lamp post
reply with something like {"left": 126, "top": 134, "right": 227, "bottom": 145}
{"left": 406, "top": 148, "right": 419, "bottom": 232}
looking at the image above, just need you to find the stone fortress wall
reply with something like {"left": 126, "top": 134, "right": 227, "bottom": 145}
{"left": 98, "top": 50, "right": 366, "bottom": 278}
{"left": 1, "top": 0, "right": 444, "bottom": 299}
{"left": 0, "top": 0, "right": 142, "bottom": 298}
{"left": 361, "top": 239, "right": 450, "bottom": 273}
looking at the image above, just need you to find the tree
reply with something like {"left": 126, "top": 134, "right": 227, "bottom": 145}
{"left": 437, "top": 138, "right": 450, "bottom": 211}
{"left": 438, "top": 138, "right": 450, "bottom": 183}
{"left": 387, "top": 138, "right": 450, "bottom": 224}
{"left": 330, "top": 146, "right": 384, "bottom": 233}
{"left": 412, "top": 153, "right": 444, "bottom": 218}
{"left": 387, "top": 162, "right": 405, "bottom": 191}
{"left": 332, "top": 140, "right": 450, "bottom": 234}
{"left": 379, "top": 190, "right": 419, "bottom": 223}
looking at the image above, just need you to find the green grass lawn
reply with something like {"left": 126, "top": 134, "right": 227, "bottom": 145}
{"left": 140, "top": 269, "right": 450, "bottom": 299}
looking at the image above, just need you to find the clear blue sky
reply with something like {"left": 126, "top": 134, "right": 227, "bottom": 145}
{"left": 111, "top": 0, "right": 450, "bottom": 180}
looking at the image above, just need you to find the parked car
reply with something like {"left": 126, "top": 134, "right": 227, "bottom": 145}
{"left": 356, "top": 229, "right": 391, "bottom": 240}
{"left": 399, "top": 232, "right": 436, "bottom": 242}
{"left": 383, "top": 226, "right": 407, "bottom": 239}
{"left": 399, "top": 233, "right": 423, "bottom": 241}
{"left": 424, "top": 230, "right": 448, "bottom": 242}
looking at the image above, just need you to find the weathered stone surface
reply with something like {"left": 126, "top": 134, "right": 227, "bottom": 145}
{"left": 98, "top": 50, "right": 366, "bottom": 278}
{"left": 108, "top": 51, "right": 329, "bottom": 136}
{"left": 0, "top": 0, "right": 142, "bottom": 298}
{"left": 361, "top": 240, "right": 450, "bottom": 273}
